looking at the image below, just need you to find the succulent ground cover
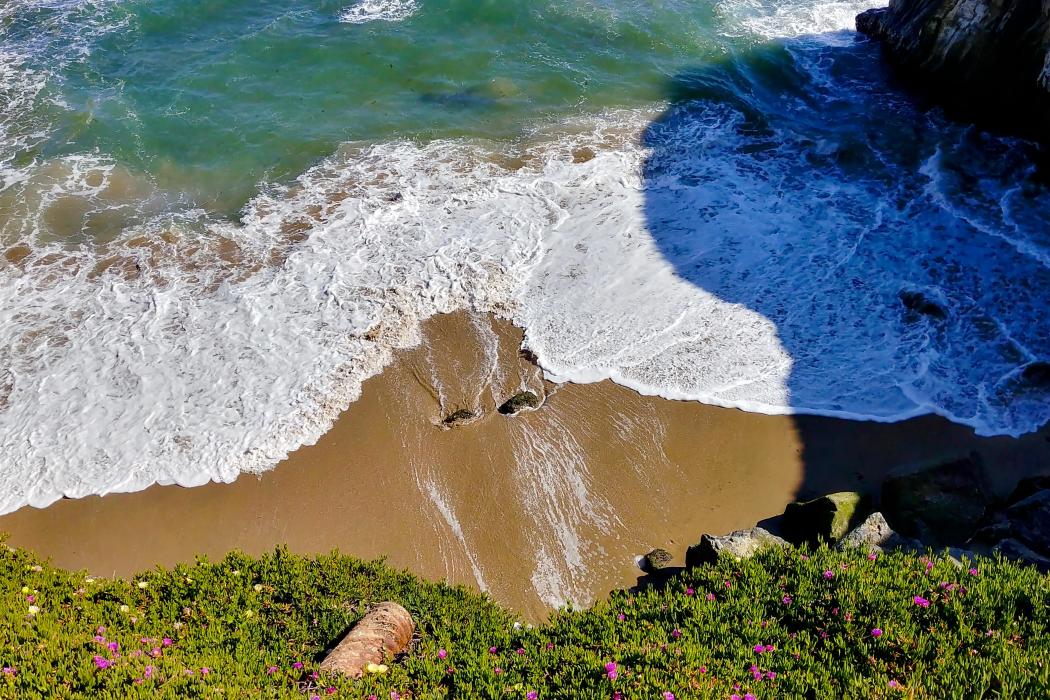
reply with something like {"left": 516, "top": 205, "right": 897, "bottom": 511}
{"left": 1, "top": 541, "right": 1046, "bottom": 698}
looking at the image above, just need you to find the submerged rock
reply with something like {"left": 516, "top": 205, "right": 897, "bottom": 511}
{"left": 898, "top": 290, "right": 947, "bottom": 320}
{"left": 640, "top": 548, "right": 675, "bottom": 573}
{"left": 838, "top": 512, "right": 923, "bottom": 554}
{"left": 881, "top": 454, "right": 992, "bottom": 546}
{"left": 685, "top": 527, "right": 789, "bottom": 567}
{"left": 498, "top": 391, "right": 540, "bottom": 416}
{"left": 442, "top": 409, "right": 476, "bottom": 427}
{"left": 784, "top": 491, "right": 867, "bottom": 545}
{"left": 856, "top": 0, "right": 1050, "bottom": 138}
{"left": 1021, "top": 361, "right": 1050, "bottom": 388}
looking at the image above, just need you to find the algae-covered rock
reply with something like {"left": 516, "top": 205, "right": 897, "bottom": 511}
{"left": 685, "top": 528, "right": 789, "bottom": 567}
{"left": 783, "top": 491, "right": 867, "bottom": 545}
{"left": 881, "top": 454, "right": 991, "bottom": 546}
{"left": 838, "top": 512, "right": 922, "bottom": 554}
{"left": 498, "top": 391, "right": 540, "bottom": 416}
{"left": 640, "top": 548, "right": 674, "bottom": 573}
{"left": 442, "top": 409, "right": 476, "bottom": 427}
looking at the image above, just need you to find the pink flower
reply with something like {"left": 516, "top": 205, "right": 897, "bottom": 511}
{"left": 527, "top": 692, "right": 538, "bottom": 700}
{"left": 745, "top": 694, "right": 757, "bottom": 700}
{"left": 545, "top": 642, "right": 554, "bottom": 650}
{"left": 663, "top": 693, "right": 675, "bottom": 700}
{"left": 868, "top": 552, "right": 878, "bottom": 561}
{"left": 489, "top": 646, "right": 498, "bottom": 654}
{"left": 96, "top": 627, "right": 105, "bottom": 635}
{"left": 266, "top": 665, "right": 278, "bottom": 675}
{"left": 724, "top": 581, "right": 732, "bottom": 588}
{"left": 699, "top": 666, "right": 707, "bottom": 674}
{"left": 25, "top": 595, "right": 34, "bottom": 604}
{"left": 617, "top": 614, "right": 626, "bottom": 621}
{"left": 969, "top": 568, "right": 979, "bottom": 576}
{"left": 200, "top": 668, "right": 210, "bottom": 676}
{"left": 888, "top": 680, "right": 900, "bottom": 689}
{"left": 823, "top": 570, "right": 834, "bottom": 580}
{"left": 913, "top": 596, "right": 930, "bottom": 608}
{"left": 754, "top": 644, "right": 765, "bottom": 654}
{"left": 2, "top": 667, "right": 16, "bottom": 677}
{"left": 614, "top": 693, "right": 623, "bottom": 700}
{"left": 685, "top": 587, "right": 695, "bottom": 596}
{"left": 162, "top": 637, "right": 172, "bottom": 647}
{"left": 605, "top": 662, "right": 617, "bottom": 673}
{"left": 494, "top": 667, "right": 503, "bottom": 675}
{"left": 325, "top": 688, "right": 336, "bottom": 695}
{"left": 516, "top": 648, "right": 526, "bottom": 656}
{"left": 871, "top": 628, "right": 883, "bottom": 638}
{"left": 390, "top": 693, "right": 400, "bottom": 700}
{"left": 782, "top": 595, "right": 792, "bottom": 605}
{"left": 671, "top": 629, "right": 682, "bottom": 639}
{"left": 438, "top": 648, "right": 448, "bottom": 660}
{"left": 93, "top": 635, "right": 105, "bottom": 644}
{"left": 92, "top": 656, "right": 111, "bottom": 670}
{"left": 800, "top": 554, "right": 809, "bottom": 560}
{"left": 293, "top": 662, "right": 303, "bottom": 670}
{"left": 706, "top": 593, "right": 716, "bottom": 601}
{"left": 144, "top": 666, "right": 154, "bottom": 679}
{"left": 925, "top": 560, "right": 934, "bottom": 572}
{"left": 731, "top": 695, "right": 742, "bottom": 700}
{"left": 766, "top": 671, "right": 776, "bottom": 680}
{"left": 107, "top": 642, "right": 119, "bottom": 653}
{"left": 607, "top": 670, "right": 618, "bottom": 680}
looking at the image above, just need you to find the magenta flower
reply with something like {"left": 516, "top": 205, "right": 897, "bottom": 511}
{"left": 685, "top": 587, "right": 695, "bottom": 596}
{"left": 293, "top": 662, "right": 304, "bottom": 670}
{"left": 613, "top": 693, "right": 623, "bottom": 700}
{"left": 2, "top": 667, "right": 16, "bottom": 677}
{"left": 871, "top": 628, "right": 883, "bottom": 638}
{"left": 888, "top": 680, "right": 900, "bottom": 689}
{"left": 200, "top": 668, "right": 210, "bottom": 675}
{"left": 663, "top": 693, "right": 675, "bottom": 700}
{"left": 144, "top": 666, "right": 154, "bottom": 679}
{"left": 617, "top": 613, "right": 626, "bottom": 621}
{"left": 438, "top": 648, "right": 448, "bottom": 660}
{"left": 766, "top": 671, "right": 776, "bottom": 680}
{"left": 489, "top": 646, "right": 498, "bottom": 654}
{"left": 782, "top": 595, "right": 792, "bottom": 605}
{"left": 969, "top": 568, "right": 979, "bottom": 576}
{"left": 605, "top": 662, "right": 617, "bottom": 673}
{"left": 107, "top": 642, "right": 119, "bottom": 653}
{"left": 731, "top": 695, "right": 742, "bottom": 700}
{"left": 494, "top": 667, "right": 503, "bottom": 675}
{"left": 745, "top": 694, "right": 757, "bottom": 700}
{"left": 266, "top": 665, "right": 278, "bottom": 675}
{"left": 527, "top": 692, "right": 538, "bottom": 700}
{"left": 162, "top": 637, "right": 172, "bottom": 647}
{"left": 823, "top": 570, "right": 834, "bottom": 580}
{"left": 25, "top": 595, "right": 34, "bottom": 604}
{"left": 671, "top": 629, "right": 682, "bottom": 639}
{"left": 868, "top": 552, "right": 878, "bottom": 561}
{"left": 92, "top": 656, "right": 111, "bottom": 670}
{"left": 913, "top": 596, "right": 930, "bottom": 608}
{"left": 607, "top": 670, "right": 618, "bottom": 680}
{"left": 754, "top": 644, "right": 765, "bottom": 654}
{"left": 699, "top": 666, "right": 707, "bottom": 674}
{"left": 516, "top": 648, "right": 526, "bottom": 656}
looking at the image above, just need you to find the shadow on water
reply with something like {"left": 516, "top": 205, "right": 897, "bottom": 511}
{"left": 640, "top": 31, "right": 1050, "bottom": 506}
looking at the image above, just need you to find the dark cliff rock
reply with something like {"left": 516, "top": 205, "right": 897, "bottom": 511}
{"left": 857, "top": 0, "right": 1050, "bottom": 139}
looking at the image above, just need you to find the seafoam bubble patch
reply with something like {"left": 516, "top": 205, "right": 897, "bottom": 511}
{"left": 339, "top": 0, "right": 419, "bottom": 24}
{"left": 718, "top": 0, "right": 887, "bottom": 39}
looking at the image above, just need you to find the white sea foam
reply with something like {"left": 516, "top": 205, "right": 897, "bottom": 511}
{"left": 719, "top": 0, "right": 886, "bottom": 40}
{"left": 339, "top": 0, "right": 418, "bottom": 24}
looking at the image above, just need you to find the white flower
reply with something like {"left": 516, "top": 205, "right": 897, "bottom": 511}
{"left": 173, "top": 621, "right": 184, "bottom": 629}
{"left": 29, "top": 565, "right": 42, "bottom": 572}
{"left": 137, "top": 581, "right": 149, "bottom": 589}
{"left": 253, "top": 584, "right": 263, "bottom": 592}
{"left": 231, "top": 570, "right": 241, "bottom": 577}
{"left": 120, "top": 604, "right": 130, "bottom": 613}
{"left": 27, "top": 605, "right": 39, "bottom": 615}
{"left": 85, "top": 577, "right": 95, "bottom": 584}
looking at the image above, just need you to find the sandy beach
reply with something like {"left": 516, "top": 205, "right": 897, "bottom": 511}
{"left": 2, "top": 311, "right": 1048, "bottom": 620}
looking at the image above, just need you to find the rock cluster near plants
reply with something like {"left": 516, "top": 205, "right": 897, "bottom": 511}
{"left": 681, "top": 455, "right": 1050, "bottom": 573}
{"left": 856, "top": 0, "right": 1050, "bottom": 138}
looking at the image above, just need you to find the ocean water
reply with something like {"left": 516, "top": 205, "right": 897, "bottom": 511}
{"left": 2, "top": 0, "right": 1049, "bottom": 514}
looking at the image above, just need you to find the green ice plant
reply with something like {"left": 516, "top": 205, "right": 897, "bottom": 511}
{"left": 0, "top": 539, "right": 1046, "bottom": 699}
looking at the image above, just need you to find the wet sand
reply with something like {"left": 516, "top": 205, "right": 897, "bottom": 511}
{"left": 2, "top": 311, "right": 1049, "bottom": 619}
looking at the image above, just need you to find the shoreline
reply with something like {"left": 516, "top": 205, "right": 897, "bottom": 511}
{"left": 2, "top": 311, "right": 1049, "bottom": 619}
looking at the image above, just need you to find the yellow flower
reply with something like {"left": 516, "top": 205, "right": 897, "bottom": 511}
{"left": 137, "top": 581, "right": 149, "bottom": 589}
{"left": 27, "top": 605, "right": 39, "bottom": 615}
{"left": 120, "top": 605, "right": 130, "bottom": 613}
{"left": 253, "top": 584, "right": 263, "bottom": 592}
{"left": 20, "top": 587, "right": 29, "bottom": 594}
{"left": 364, "top": 663, "right": 388, "bottom": 674}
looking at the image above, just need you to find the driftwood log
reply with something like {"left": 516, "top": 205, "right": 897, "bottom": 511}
{"left": 318, "top": 602, "right": 415, "bottom": 678}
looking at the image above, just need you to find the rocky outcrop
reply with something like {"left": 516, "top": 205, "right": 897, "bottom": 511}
{"left": 783, "top": 491, "right": 868, "bottom": 545}
{"left": 973, "top": 480, "right": 1050, "bottom": 570}
{"left": 838, "top": 512, "right": 923, "bottom": 554}
{"left": 881, "top": 454, "right": 992, "bottom": 546}
{"left": 442, "top": 409, "right": 477, "bottom": 427}
{"left": 685, "top": 528, "right": 790, "bottom": 567}
{"left": 857, "top": 0, "right": 1050, "bottom": 138}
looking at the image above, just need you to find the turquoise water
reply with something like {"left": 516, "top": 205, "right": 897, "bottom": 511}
{"left": 2, "top": 0, "right": 1049, "bottom": 519}
{"left": 4, "top": 0, "right": 740, "bottom": 212}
